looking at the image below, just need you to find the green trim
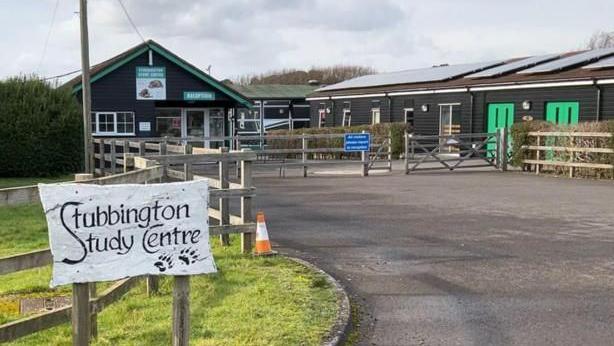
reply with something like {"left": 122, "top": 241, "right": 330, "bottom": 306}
{"left": 72, "top": 46, "right": 150, "bottom": 94}
{"left": 147, "top": 44, "right": 251, "bottom": 108}
{"left": 72, "top": 41, "right": 252, "bottom": 108}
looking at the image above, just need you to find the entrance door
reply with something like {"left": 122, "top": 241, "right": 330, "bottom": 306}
{"left": 439, "top": 104, "right": 461, "bottom": 152}
{"left": 545, "top": 102, "right": 579, "bottom": 125}
{"left": 208, "top": 109, "right": 225, "bottom": 149}
{"left": 487, "top": 103, "right": 514, "bottom": 156}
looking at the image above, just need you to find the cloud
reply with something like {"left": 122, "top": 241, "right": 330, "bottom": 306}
{"left": 0, "top": 0, "right": 613, "bottom": 82}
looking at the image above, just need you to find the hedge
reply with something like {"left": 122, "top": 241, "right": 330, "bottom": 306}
{"left": 268, "top": 122, "right": 411, "bottom": 158}
{"left": 0, "top": 76, "right": 83, "bottom": 177}
{"left": 510, "top": 120, "right": 614, "bottom": 179}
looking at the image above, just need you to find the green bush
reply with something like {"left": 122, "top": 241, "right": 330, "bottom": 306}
{"left": 269, "top": 122, "right": 411, "bottom": 158}
{"left": 0, "top": 76, "right": 83, "bottom": 177}
{"left": 510, "top": 120, "right": 614, "bottom": 178}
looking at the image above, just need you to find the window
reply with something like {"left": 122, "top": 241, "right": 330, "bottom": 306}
{"left": 404, "top": 108, "right": 414, "bottom": 126}
{"left": 371, "top": 108, "right": 381, "bottom": 124}
{"left": 318, "top": 103, "right": 327, "bottom": 128}
{"left": 342, "top": 102, "right": 351, "bottom": 127}
{"left": 155, "top": 108, "right": 181, "bottom": 137}
{"left": 91, "top": 112, "right": 135, "bottom": 135}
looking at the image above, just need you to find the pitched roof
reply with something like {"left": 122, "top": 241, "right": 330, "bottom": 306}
{"left": 65, "top": 40, "right": 252, "bottom": 107}
{"left": 309, "top": 49, "right": 614, "bottom": 98}
{"left": 227, "top": 84, "right": 318, "bottom": 100}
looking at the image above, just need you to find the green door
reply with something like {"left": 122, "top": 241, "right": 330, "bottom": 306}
{"left": 487, "top": 103, "right": 514, "bottom": 156}
{"left": 545, "top": 102, "right": 579, "bottom": 125}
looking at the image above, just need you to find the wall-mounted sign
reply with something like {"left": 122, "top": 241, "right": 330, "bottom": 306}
{"left": 183, "top": 91, "right": 215, "bottom": 101}
{"left": 136, "top": 66, "right": 166, "bottom": 100}
{"left": 139, "top": 122, "right": 151, "bottom": 132}
{"left": 38, "top": 180, "right": 216, "bottom": 287}
{"left": 344, "top": 133, "right": 371, "bottom": 152}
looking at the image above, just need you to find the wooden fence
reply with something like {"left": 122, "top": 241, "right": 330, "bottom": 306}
{"left": 521, "top": 131, "right": 614, "bottom": 178}
{"left": 0, "top": 149, "right": 257, "bottom": 345}
{"left": 92, "top": 132, "right": 392, "bottom": 177}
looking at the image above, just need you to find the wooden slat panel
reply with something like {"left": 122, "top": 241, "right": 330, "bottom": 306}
{"left": 147, "top": 152, "right": 257, "bottom": 165}
{"left": 210, "top": 223, "right": 256, "bottom": 235}
{"left": 523, "top": 159, "right": 613, "bottom": 169}
{"left": 523, "top": 145, "right": 614, "bottom": 153}
{"left": 0, "top": 185, "right": 40, "bottom": 206}
{"left": 0, "top": 249, "right": 52, "bottom": 275}
{"left": 527, "top": 132, "right": 612, "bottom": 137}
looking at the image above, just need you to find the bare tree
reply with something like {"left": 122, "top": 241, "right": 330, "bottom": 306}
{"left": 587, "top": 30, "right": 614, "bottom": 49}
{"left": 233, "top": 65, "right": 376, "bottom": 86}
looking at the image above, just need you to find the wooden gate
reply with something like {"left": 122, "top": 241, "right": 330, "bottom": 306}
{"left": 404, "top": 129, "right": 508, "bottom": 174}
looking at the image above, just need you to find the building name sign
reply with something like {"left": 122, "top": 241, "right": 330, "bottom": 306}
{"left": 136, "top": 66, "right": 166, "bottom": 100}
{"left": 38, "top": 180, "right": 216, "bottom": 287}
{"left": 184, "top": 91, "right": 215, "bottom": 101}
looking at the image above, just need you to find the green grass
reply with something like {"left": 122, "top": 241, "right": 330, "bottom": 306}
{"left": 0, "top": 204, "right": 49, "bottom": 257}
{"left": 0, "top": 175, "right": 73, "bottom": 189}
{"left": 0, "top": 204, "right": 339, "bottom": 345}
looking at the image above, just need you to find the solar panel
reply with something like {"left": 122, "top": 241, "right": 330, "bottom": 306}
{"left": 583, "top": 55, "right": 614, "bottom": 69}
{"left": 466, "top": 54, "right": 560, "bottom": 78}
{"left": 519, "top": 47, "right": 614, "bottom": 74}
{"left": 316, "top": 60, "right": 504, "bottom": 92}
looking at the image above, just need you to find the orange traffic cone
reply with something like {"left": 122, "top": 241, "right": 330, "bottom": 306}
{"left": 255, "top": 212, "right": 276, "bottom": 256}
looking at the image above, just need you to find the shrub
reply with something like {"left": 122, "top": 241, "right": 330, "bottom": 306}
{"left": 268, "top": 122, "right": 411, "bottom": 159}
{"left": 0, "top": 76, "right": 83, "bottom": 177}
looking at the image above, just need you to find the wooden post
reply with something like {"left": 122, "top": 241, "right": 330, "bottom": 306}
{"left": 109, "top": 139, "right": 117, "bottom": 174}
{"left": 536, "top": 135, "right": 541, "bottom": 175}
{"left": 241, "top": 149, "right": 253, "bottom": 254}
{"left": 147, "top": 276, "right": 159, "bottom": 296}
{"left": 499, "top": 128, "right": 508, "bottom": 172}
{"left": 387, "top": 129, "right": 393, "bottom": 172}
{"left": 172, "top": 276, "right": 190, "bottom": 346}
{"left": 219, "top": 147, "right": 230, "bottom": 246}
{"left": 302, "top": 133, "right": 308, "bottom": 177}
{"left": 123, "top": 141, "right": 130, "bottom": 173}
{"left": 495, "top": 130, "right": 502, "bottom": 170}
{"left": 361, "top": 130, "right": 368, "bottom": 177}
{"left": 74, "top": 173, "right": 94, "bottom": 343}
{"left": 80, "top": 0, "right": 93, "bottom": 174}
{"left": 98, "top": 140, "right": 106, "bottom": 177}
{"left": 569, "top": 135, "right": 575, "bottom": 178}
{"left": 404, "top": 132, "right": 409, "bottom": 174}
{"left": 138, "top": 141, "right": 146, "bottom": 157}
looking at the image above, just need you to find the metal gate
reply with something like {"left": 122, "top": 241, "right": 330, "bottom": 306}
{"left": 404, "top": 129, "right": 508, "bottom": 174}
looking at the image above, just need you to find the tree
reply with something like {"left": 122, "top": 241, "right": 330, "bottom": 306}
{"left": 587, "top": 30, "right": 614, "bottom": 49}
{"left": 0, "top": 76, "right": 83, "bottom": 177}
{"left": 234, "top": 65, "right": 376, "bottom": 86}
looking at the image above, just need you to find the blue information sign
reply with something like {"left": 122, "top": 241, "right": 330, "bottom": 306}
{"left": 344, "top": 133, "right": 371, "bottom": 152}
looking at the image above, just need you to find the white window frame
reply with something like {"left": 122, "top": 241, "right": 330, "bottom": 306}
{"left": 318, "top": 108, "right": 326, "bottom": 128}
{"left": 371, "top": 108, "right": 381, "bottom": 124}
{"left": 404, "top": 108, "right": 414, "bottom": 125}
{"left": 92, "top": 111, "right": 135, "bottom": 136}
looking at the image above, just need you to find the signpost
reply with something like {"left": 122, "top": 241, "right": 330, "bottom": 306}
{"left": 344, "top": 133, "right": 370, "bottom": 152}
{"left": 38, "top": 180, "right": 215, "bottom": 345}
{"left": 136, "top": 66, "right": 166, "bottom": 100}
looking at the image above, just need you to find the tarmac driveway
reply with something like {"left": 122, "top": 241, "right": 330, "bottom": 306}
{"left": 254, "top": 169, "right": 614, "bottom": 346}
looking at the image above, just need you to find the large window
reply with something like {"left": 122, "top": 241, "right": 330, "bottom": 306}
{"left": 155, "top": 108, "right": 181, "bottom": 137}
{"left": 91, "top": 112, "right": 135, "bottom": 135}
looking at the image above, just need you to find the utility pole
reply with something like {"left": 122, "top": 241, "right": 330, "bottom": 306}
{"left": 80, "top": 0, "right": 93, "bottom": 173}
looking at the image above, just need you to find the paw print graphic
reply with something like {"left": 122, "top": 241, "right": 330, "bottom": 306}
{"left": 178, "top": 248, "right": 200, "bottom": 266}
{"left": 154, "top": 254, "right": 174, "bottom": 272}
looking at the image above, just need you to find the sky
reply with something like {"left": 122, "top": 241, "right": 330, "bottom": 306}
{"left": 1, "top": 0, "right": 613, "bottom": 83}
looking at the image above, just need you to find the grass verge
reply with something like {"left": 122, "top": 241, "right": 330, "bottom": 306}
{"left": 0, "top": 204, "right": 339, "bottom": 345}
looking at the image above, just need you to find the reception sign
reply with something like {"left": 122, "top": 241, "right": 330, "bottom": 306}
{"left": 136, "top": 66, "right": 166, "bottom": 100}
{"left": 184, "top": 91, "right": 215, "bottom": 101}
{"left": 38, "top": 180, "right": 216, "bottom": 287}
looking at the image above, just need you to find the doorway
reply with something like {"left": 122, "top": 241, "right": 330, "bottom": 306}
{"left": 545, "top": 102, "right": 579, "bottom": 125}
{"left": 439, "top": 104, "right": 461, "bottom": 152}
{"left": 183, "top": 108, "right": 225, "bottom": 148}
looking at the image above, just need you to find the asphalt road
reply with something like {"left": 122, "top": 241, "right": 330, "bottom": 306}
{"left": 254, "top": 168, "right": 614, "bottom": 346}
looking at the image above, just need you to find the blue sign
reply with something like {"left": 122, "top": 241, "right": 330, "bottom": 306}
{"left": 183, "top": 91, "right": 215, "bottom": 101}
{"left": 344, "top": 133, "right": 371, "bottom": 152}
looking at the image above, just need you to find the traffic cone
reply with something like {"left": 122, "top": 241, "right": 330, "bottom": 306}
{"left": 255, "top": 212, "right": 276, "bottom": 256}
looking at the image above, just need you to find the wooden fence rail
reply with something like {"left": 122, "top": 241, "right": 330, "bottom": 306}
{"left": 521, "top": 131, "right": 614, "bottom": 178}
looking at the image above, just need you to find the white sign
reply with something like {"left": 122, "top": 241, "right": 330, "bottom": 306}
{"left": 38, "top": 180, "right": 216, "bottom": 287}
{"left": 136, "top": 66, "right": 166, "bottom": 100}
{"left": 139, "top": 122, "right": 151, "bottom": 132}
